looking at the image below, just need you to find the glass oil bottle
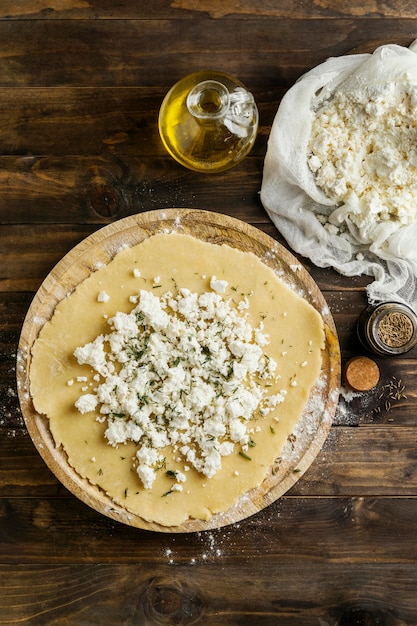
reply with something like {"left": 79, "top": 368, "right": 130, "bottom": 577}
{"left": 158, "top": 71, "right": 258, "bottom": 173}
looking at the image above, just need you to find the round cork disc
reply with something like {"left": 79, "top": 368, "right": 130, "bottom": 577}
{"left": 344, "top": 356, "right": 380, "bottom": 392}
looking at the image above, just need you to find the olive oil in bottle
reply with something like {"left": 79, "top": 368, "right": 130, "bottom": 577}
{"left": 158, "top": 71, "right": 258, "bottom": 173}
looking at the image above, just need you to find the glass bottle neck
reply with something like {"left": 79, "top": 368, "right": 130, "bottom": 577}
{"left": 186, "top": 80, "right": 230, "bottom": 121}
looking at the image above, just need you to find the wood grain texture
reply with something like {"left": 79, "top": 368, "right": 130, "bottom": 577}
{"left": 0, "top": 560, "right": 416, "bottom": 625}
{"left": 2, "top": 0, "right": 417, "bottom": 20}
{"left": 0, "top": 20, "right": 415, "bottom": 89}
{"left": 0, "top": 156, "right": 267, "bottom": 226}
{"left": 2, "top": 3, "right": 417, "bottom": 622}
{"left": 2, "top": 495, "right": 417, "bottom": 562}
{"left": 1, "top": 504, "right": 417, "bottom": 622}
{"left": 0, "top": 88, "right": 277, "bottom": 157}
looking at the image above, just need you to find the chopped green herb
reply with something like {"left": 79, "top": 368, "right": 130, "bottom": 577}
{"left": 239, "top": 451, "right": 252, "bottom": 461}
{"left": 202, "top": 346, "right": 211, "bottom": 360}
{"left": 179, "top": 388, "right": 189, "bottom": 401}
{"left": 137, "top": 394, "right": 150, "bottom": 408}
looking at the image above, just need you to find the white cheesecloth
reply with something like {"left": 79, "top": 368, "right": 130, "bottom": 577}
{"left": 261, "top": 40, "right": 417, "bottom": 310}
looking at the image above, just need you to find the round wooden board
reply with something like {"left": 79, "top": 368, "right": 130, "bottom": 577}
{"left": 17, "top": 209, "right": 340, "bottom": 532}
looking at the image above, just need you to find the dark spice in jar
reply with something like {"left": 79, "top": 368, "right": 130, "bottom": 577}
{"left": 357, "top": 301, "right": 417, "bottom": 356}
{"left": 377, "top": 311, "right": 414, "bottom": 348}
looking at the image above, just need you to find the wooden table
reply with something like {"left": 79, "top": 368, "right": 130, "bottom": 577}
{"left": 1, "top": 2, "right": 417, "bottom": 624}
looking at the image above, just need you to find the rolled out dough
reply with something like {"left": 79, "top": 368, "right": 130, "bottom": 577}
{"left": 29, "top": 233, "right": 324, "bottom": 526}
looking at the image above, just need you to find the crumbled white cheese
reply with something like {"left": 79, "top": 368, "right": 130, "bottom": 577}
{"left": 97, "top": 290, "right": 110, "bottom": 303}
{"left": 73, "top": 285, "right": 286, "bottom": 490}
{"left": 74, "top": 335, "right": 114, "bottom": 377}
{"left": 308, "top": 82, "right": 417, "bottom": 234}
{"left": 210, "top": 276, "right": 228, "bottom": 294}
{"left": 237, "top": 297, "right": 250, "bottom": 311}
{"left": 137, "top": 463, "right": 157, "bottom": 490}
{"left": 74, "top": 393, "right": 98, "bottom": 414}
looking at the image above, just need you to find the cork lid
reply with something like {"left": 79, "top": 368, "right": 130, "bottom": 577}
{"left": 344, "top": 356, "right": 380, "bottom": 392}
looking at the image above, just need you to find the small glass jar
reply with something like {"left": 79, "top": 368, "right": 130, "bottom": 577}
{"left": 357, "top": 301, "right": 417, "bottom": 356}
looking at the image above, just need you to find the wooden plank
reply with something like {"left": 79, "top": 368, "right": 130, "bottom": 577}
{"left": 0, "top": 87, "right": 278, "bottom": 157}
{"left": 292, "top": 426, "right": 417, "bottom": 495}
{"left": 2, "top": 462, "right": 417, "bottom": 618}
{"left": 1, "top": 0, "right": 417, "bottom": 21}
{"left": 0, "top": 561, "right": 416, "bottom": 624}
{"left": 0, "top": 156, "right": 266, "bottom": 227}
{"left": 1, "top": 496, "right": 417, "bottom": 563}
{"left": 0, "top": 88, "right": 166, "bottom": 157}
{"left": 0, "top": 20, "right": 415, "bottom": 88}
{"left": 0, "top": 225, "right": 103, "bottom": 292}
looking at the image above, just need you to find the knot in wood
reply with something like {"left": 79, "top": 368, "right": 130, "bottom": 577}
{"left": 138, "top": 576, "right": 203, "bottom": 625}
{"left": 338, "top": 607, "right": 386, "bottom": 626}
{"left": 89, "top": 183, "right": 121, "bottom": 218}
